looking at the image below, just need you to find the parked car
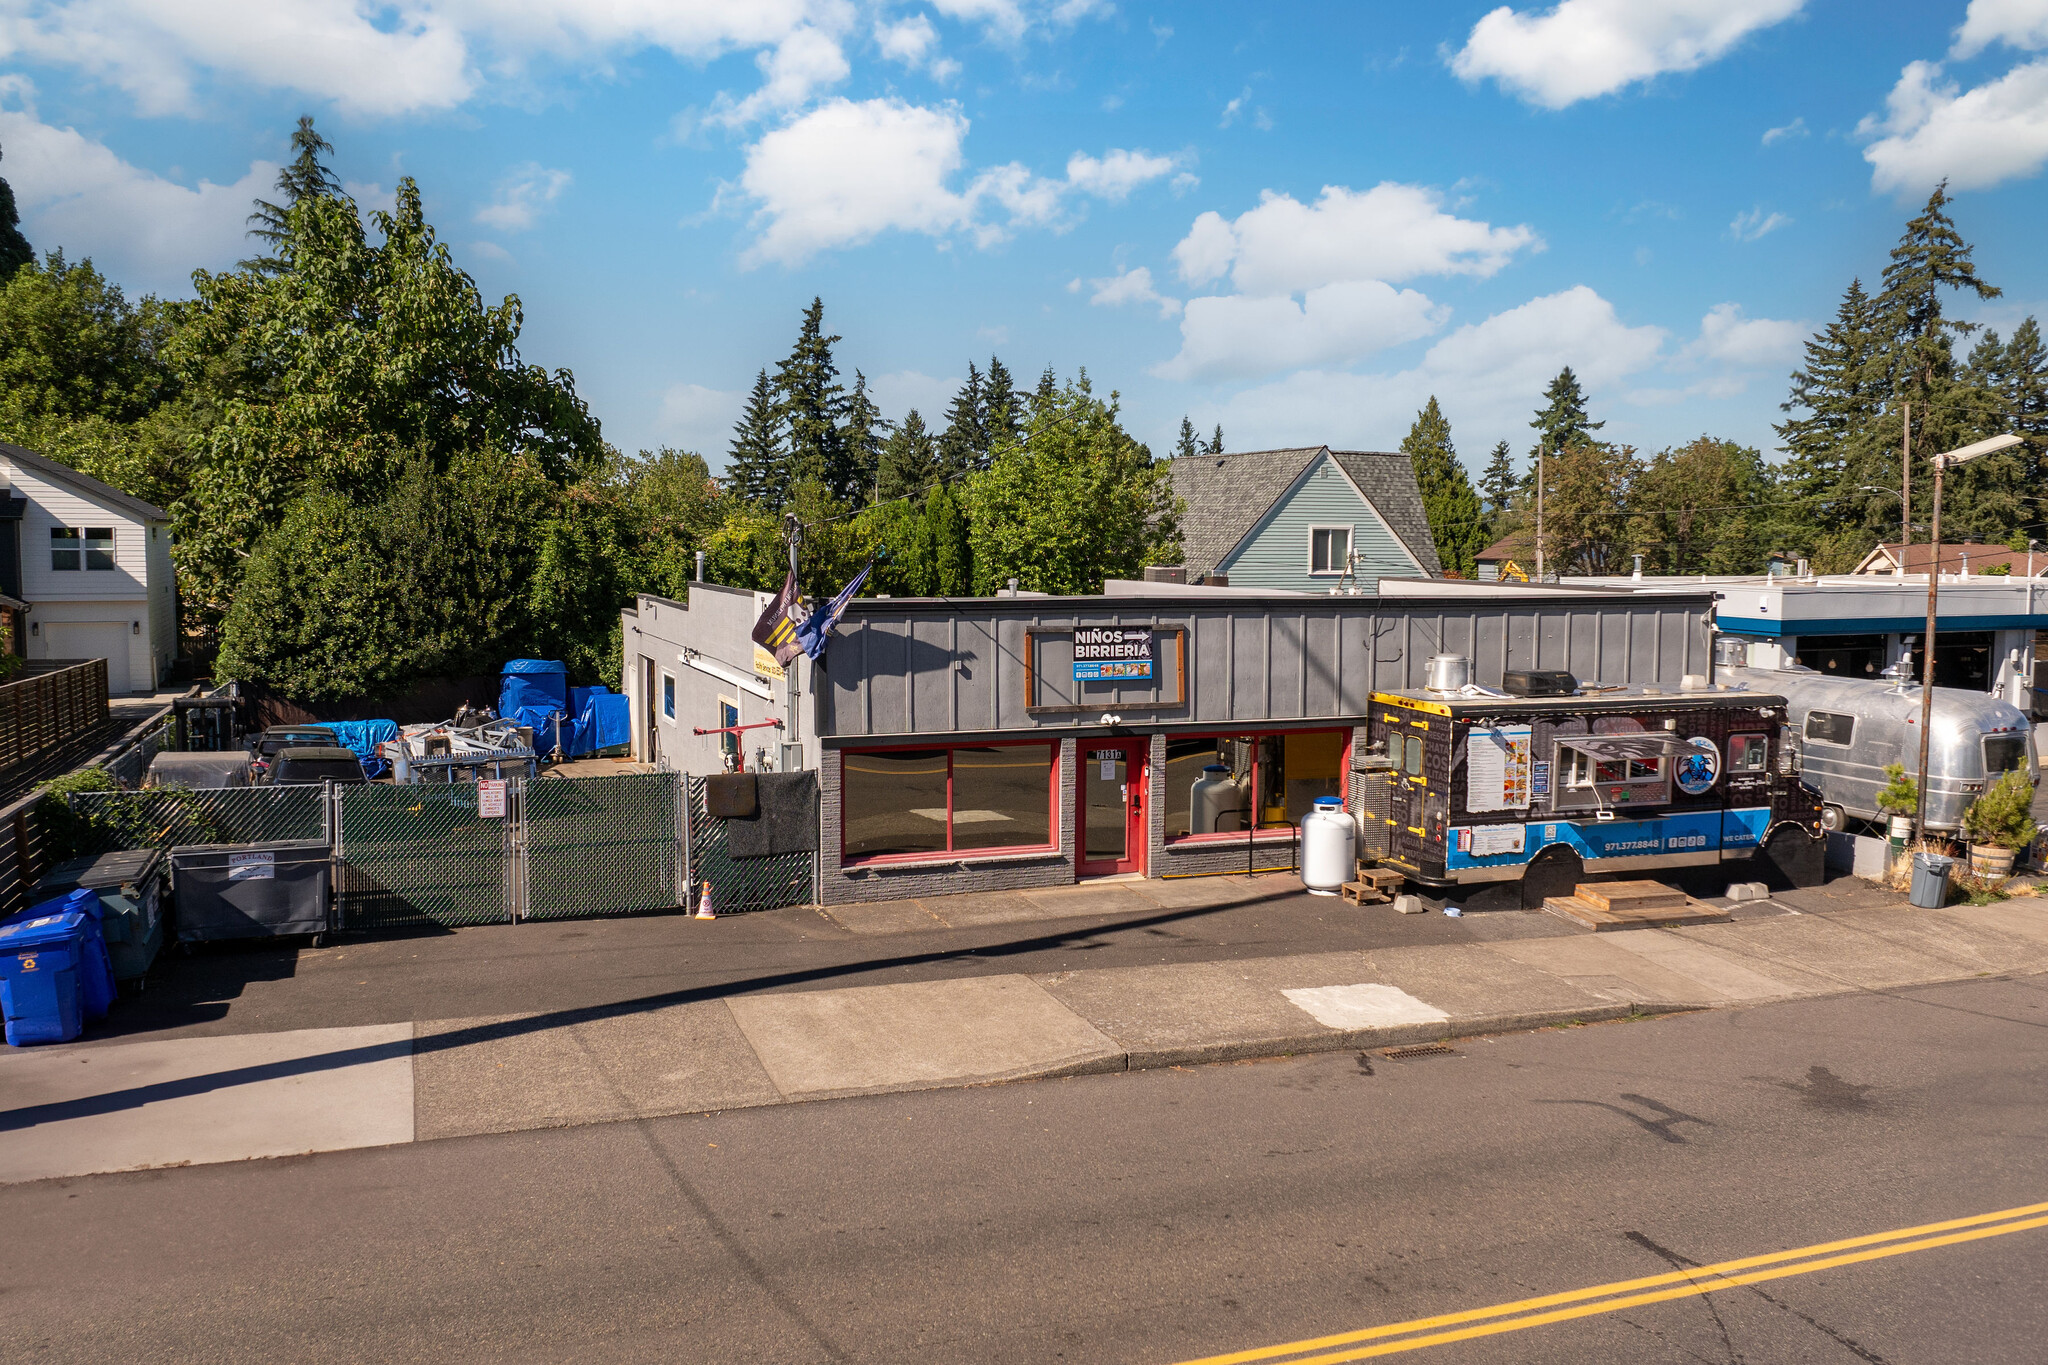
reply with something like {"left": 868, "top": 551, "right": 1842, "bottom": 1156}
{"left": 256, "top": 746, "right": 368, "bottom": 786}
{"left": 246, "top": 724, "right": 338, "bottom": 781}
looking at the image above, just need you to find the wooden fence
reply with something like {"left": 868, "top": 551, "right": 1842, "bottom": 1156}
{"left": 0, "top": 791, "right": 46, "bottom": 919}
{"left": 0, "top": 659, "right": 109, "bottom": 773}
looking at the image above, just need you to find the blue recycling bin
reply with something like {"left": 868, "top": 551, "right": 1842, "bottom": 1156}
{"left": 2, "top": 888, "right": 116, "bottom": 1020}
{"left": 0, "top": 908, "right": 91, "bottom": 1045}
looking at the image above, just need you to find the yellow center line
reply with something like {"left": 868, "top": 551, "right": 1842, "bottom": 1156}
{"left": 1169, "top": 1199, "right": 2048, "bottom": 1365}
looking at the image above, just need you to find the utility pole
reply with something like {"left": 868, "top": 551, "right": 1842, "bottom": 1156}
{"left": 1535, "top": 443, "right": 1545, "bottom": 583}
{"left": 1912, "top": 432, "right": 2022, "bottom": 842}
{"left": 1900, "top": 402, "right": 1911, "bottom": 552}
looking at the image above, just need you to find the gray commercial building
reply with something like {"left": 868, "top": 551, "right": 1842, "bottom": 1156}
{"left": 623, "top": 578, "right": 1717, "bottom": 905}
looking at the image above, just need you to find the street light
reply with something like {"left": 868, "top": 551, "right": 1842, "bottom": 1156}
{"left": 1912, "top": 432, "right": 2024, "bottom": 843}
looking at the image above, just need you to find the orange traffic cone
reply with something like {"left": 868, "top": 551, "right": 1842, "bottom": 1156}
{"left": 694, "top": 880, "right": 716, "bottom": 920}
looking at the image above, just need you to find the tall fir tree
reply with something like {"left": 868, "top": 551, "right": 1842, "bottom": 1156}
{"left": 1401, "top": 397, "right": 1486, "bottom": 577}
{"left": 1173, "top": 416, "right": 1199, "bottom": 460}
{"left": 876, "top": 408, "right": 938, "bottom": 501}
{"left": 241, "top": 116, "right": 342, "bottom": 274}
{"left": 724, "top": 368, "right": 783, "bottom": 505}
{"left": 839, "top": 369, "right": 888, "bottom": 503}
{"left": 1478, "top": 440, "right": 1516, "bottom": 519}
{"left": 924, "top": 481, "right": 973, "bottom": 596}
{"left": 983, "top": 355, "right": 1021, "bottom": 450}
{"left": 937, "top": 361, "right": 985, "bottom": 479}
{"left": 773, "top": 296, "right": 847, "bottom": 496}
{"left": 2000, "top": 318, "right": 2048, "bottom": 537}
{"left": 1775, "top": 279, "right": 1888, "bottom": 515}
{"left": 1031, "top": 364, "right": 1058, "bottom": 419}
{"left": 0, "top": 143, "right": 31, "bottom": 283}
{"left": 1528, "top": 365, "right": 1603, "bottom": 463}
{"left": 1206, "top": 424, "right": 1225, "bottom": 455}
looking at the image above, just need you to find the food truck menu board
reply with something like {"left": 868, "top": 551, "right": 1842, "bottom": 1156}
{"left": 1466, "top": 725, "right": 1533, "bottom": 812}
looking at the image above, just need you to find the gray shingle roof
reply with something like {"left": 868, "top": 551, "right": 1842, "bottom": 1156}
{"left": 0, "top": 441, "right": 169, "bottom": 522}
{"left": 1168, "top": 445, "right": 1440, "bottom": 579}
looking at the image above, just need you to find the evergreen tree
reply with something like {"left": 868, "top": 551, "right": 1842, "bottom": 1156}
{"left": 876, "top": 408, "right": 938, "bottom": 502}
{"left": 1031, "top": 364, "right": 1058, "bottom": 419}
{"left": 1528, "top": 366, "right": 1603, "bottom": 464}
{"left": 724, "top": 368, "right": 782, "bottom": 505}
{"left": 983, "top": 355, "right": 1020, "bottom": 451}
{"left": 773, "top": 296, "right": 847, "bottom": 496}
{"left": 839, "top": 369, "right": 888, "bottom": 503}
{"left": 241, "top": 116, "right": 342, "bottom": 273}
{"left": 937, "top": 361, "right": 984, "bottom": 479}
{"left": 1206, "top": 424, "right": 1224, "bottom": 455}
{"left": 1879, "top": 182, "right": 2000, "bottom": 400}
{"left": 925, "top": 481, "right": 973, "bottom": 596}
{"left": 1173, "top": 416, "right": 1198, "bottom": 460}
{"left": 0, "top": 143, "right": 31, "bottom": 283}
{"left": 1775, "top": 279, "right": 1888, "bottom": 520}
{"left": 2001, "top": 318, "right": 2048, "bottom": 537}
{"left": 1401, "top": 396, "right": 1485, "bottom": 577}
{"left": 1478, "top": 440, "right": 1516, "bottom": 518}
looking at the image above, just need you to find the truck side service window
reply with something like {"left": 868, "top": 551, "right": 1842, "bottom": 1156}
{"left": 1804, "top": 711, "right": 1854, "bottom": 745}
{"left": 1403, "top": 733, "right": 1424, "bottom": 775}
{"left": 1729, "top": 733, "right": 1768, "bottom": 772}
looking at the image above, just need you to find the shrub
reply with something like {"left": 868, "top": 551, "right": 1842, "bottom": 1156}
{"left": 1962, "top": 769, "right": 2039, "bottom": 850}
{"left": 1874, "top": 763, "right": 1919, "bottom": 816}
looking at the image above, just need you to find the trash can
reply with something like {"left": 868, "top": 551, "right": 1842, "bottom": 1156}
{"left": 1909, "top": 852, "right": 1954, "bottom": 909}
{"left": 169, "top": 840, "right": 332, "bottom": 942}
{"left": 36, "top": 849, "right": 167, "bottom": 982}
{"left": 0, "top": 906, "right": 92, "bottom": 1044}
{"left": 3, "top": 888, "right": 117, "bottom": 1019}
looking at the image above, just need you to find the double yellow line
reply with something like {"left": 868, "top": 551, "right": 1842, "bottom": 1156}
{"left": 1170, "top": 1198, "right": 2048, "bottom": 1364}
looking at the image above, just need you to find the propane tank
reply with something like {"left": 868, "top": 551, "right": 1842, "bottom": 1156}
{"left": 1300, "top": 796, "right": 1357, "bottom": 896}
{"left": 1190, "top": 763, "right": 1239, "bottom": 834}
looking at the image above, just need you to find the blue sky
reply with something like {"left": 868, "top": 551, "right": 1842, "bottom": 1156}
{"left": 6, "top": 1, "right": 2048, "bottom": 477}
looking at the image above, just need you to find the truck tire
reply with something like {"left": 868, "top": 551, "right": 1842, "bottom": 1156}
{"left": 1521, "top": 844, "right": 1584, "bottom": 908}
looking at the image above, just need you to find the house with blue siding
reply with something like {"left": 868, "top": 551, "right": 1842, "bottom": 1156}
{"left": 1168, "top": 447, "right": 1440, "bottom": 593}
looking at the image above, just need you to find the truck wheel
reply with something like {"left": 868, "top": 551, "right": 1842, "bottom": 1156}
{"left": 1522, "top": 845, "right": 1584, "bottom": 908}
{"left": 1821, "top": 805, "right": 1846, "bottom": 832}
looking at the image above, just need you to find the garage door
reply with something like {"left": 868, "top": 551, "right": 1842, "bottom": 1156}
{"left": 44, "top": 622, "right": 130, "bottom": 694}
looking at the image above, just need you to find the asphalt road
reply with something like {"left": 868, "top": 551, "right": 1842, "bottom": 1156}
{"left": 7, "top": 974, "right": 2046, "bottom": 1364}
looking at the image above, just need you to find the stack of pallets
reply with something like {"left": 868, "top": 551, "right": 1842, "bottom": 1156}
{"left": 1341, "top": 866, "right": 1406, "bottom": 905}
{"left": 1542, "top": 879, "right": 1731, "bottom": 931}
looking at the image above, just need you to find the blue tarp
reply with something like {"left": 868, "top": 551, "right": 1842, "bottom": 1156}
{"left": 566, "top": 686, "right": 631, "bottom": 757}
{"left": 323, "top": 719, "right": 399, "bottom": 780}
{"left": 501, "top": 660, "right": 569, "bottom": 751}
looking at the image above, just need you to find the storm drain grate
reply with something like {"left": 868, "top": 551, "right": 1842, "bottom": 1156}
{"left": 1382, "top": 1043, "right": 1456, "bottom": 1060}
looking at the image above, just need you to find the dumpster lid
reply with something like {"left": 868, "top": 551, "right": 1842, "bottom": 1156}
{"left": 38, "top": 849, "right": 165, "bottom": 893}
{"left": 0, "top": 909, "right": 91, "bottom": 951}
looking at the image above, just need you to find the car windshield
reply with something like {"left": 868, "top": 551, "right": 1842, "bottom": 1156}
{"left": 278, "top": 760, "right": 362, "bottom": 782}
{"left": 1983, "top": 735, "right": 2027, "bottom": 776}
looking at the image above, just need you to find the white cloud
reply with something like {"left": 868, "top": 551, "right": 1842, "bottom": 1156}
{"left": 1761, "top": 115, "right": 1807, "bottom": 144}
{"left": 739, "top": 97, "right": 974, "bottom": 266}
{"left": 1680, "top": 302, "right": 1804, "bottom": 366}
{"left": 1194, "top": 286, "right": 1666, "bottom": 451}
{"left": 1087, "top": 266, "right": 1182, "bottom": 319}
{"left": 875, "top": 14, "right": 938, "bottom": 65}
{"left": 1450, "top": 0, "right": 1805, "bottom": 109}
{"left": 1862, "top": 57, "right": 2048, "bottom": 193}
{"left": 735, "top": 98, "right": 1178, "bottom": 264}
{"left": 1156, "top": 281, "right": 1446, "bottom": 381}
{"left": 474, "top": 162, "right": 571, "bottom": 231}
{"left": 1064, "top": 149, "right": 1180, "bottom": 201}
{"left": 1953, "top": 0, "right": 2048, "bottom": 58}
{"left": 0, "top": 83, "right": 272, "bottom": 290}
{"left": 704, "top": 26, "right": 850, "bottom": 127}
{"left": 1219, "top": 88, "right": 1249, "bottom": 127}
{"left": 931, "top": 0, "right": 1029, "bottom": 41}
{"left": 1169, "top": 183, "right": 1539, "bottom": 294}
{"left": 1728, "top": 206, "right": 1791, "bottom": 240}
{"left": 659, "top": 381, "right": 745, "bottom": 458}
{"left": 871, "top": 369, "right": 957, "bottom": 420}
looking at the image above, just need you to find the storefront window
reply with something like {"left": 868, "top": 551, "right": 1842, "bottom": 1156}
{"left": 1163, "top": 729, "right": 1348, "bottom": 841}
{"left": 842, "top": 743, "right": 1056, "bottom": 862}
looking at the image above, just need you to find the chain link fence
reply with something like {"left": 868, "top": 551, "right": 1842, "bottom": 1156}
{"left": 51, "top": 786, "right": 328, "bottom": 862}
{"left": 335, "top": 783, "right": 509, "bottom": 931}
{"left": 686, "top": 774, "right": 815, "bottom": 915}
{"left": 522, "top": 772, "right": 684, "bottom": 920}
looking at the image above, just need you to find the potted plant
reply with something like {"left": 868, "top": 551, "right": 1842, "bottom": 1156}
{"left": 1875, "top": 763, "right": 1918, "bottom": 849}
{"left": 1960, "top": 769, "right": 2038, "bottom": 880}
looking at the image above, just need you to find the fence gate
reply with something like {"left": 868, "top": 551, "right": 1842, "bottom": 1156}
{"left": 335, "top": 783, "right": 509, "bottom": 931}
{"left": 521, "top": 772, "right": 684, "bottom": 920}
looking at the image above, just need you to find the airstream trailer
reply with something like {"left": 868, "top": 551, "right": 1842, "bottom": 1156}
{"left": 1358, "top": 676, "right": 1824, "bottom": 908}
{"left": 1721, "top": 662, "right": 2037, "bottom": 832}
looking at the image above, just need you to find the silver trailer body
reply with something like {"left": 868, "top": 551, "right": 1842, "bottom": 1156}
{"left": 1722, "top": 664, "right": 2036, "bottom": 831}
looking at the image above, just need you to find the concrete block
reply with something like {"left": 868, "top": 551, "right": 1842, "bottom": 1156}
{"left": 1724, "top": 882, "right": 1772, "bottom": 902}
{"left": 1392, "top": 894, "right": 1426, "bottom": 915}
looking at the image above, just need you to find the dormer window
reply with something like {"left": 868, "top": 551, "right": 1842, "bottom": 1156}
{"left": 53, "top": 527, "right": 115, "bottom": 571}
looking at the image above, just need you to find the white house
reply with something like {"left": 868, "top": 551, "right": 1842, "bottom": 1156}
{"left": 0, "top": 441, "right": 176, "bottom": 694}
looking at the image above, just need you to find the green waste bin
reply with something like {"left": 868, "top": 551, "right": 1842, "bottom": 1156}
{"left": 36, "top": 850, "right": 167, "bottom": 983}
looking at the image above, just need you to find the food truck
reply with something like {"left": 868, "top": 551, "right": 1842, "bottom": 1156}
{"left": 1357, "top": 668, "right": 1825, "bottom": 907}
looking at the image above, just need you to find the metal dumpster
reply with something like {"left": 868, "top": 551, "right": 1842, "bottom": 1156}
{"left": 36, "top": 849, "right": 168, "bottom": 982}
{"left": 169, "top": 840, "right": 332, "bottom": 943}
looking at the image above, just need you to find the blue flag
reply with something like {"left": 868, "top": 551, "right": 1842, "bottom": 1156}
{"left": 794, "top": 558, "right": 876, "bottom": 661}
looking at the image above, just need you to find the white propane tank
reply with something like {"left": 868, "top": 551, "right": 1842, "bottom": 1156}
{"left": 1191, "top": 763, "right": 1238, "bottom": 834}
{"left": 1300, "top": 796, "right": 1356, "bottom": 896}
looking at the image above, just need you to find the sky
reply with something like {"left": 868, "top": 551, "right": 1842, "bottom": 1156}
{"left": 5, "top": 1, "right": 2048, "bottom": 479}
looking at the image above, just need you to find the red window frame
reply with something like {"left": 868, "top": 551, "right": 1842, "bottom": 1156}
{"left": 840, "top": 739, "right": 1061, "bottom": 866}
{"left": 1163, "top": 727, "right": 1352, "bottom": 845}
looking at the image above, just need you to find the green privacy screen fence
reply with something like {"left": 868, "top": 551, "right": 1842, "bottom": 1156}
{"left": 684, "top": 775, "right": 815, "bottom": 916}
{"left": 54, "top": 786, "right": 328, "bottom": 861}
{"left": 521, "top": 772, "right": 686, "bottom": 921}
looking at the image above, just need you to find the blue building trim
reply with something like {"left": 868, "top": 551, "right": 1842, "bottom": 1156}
{"left": 1720, "top": 613, "right": 2048, "bottom": 638}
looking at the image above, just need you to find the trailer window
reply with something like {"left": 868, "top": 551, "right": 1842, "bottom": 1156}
{"left": 1984, "top": 735, "right": 2027, "bottom": 776}
{"left": 1403, "top": 733, "right": 1424, "bottom": 776}
{"left": 1729, "top": 733, "right": 1768, "bottom": 772}
{"left": 1804, "top": 711, "right": 1855, "bottom": 746}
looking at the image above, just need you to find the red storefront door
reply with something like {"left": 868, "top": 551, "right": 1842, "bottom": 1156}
{"left": 1077, "top": 741, "right": 1147, "bottom": 877}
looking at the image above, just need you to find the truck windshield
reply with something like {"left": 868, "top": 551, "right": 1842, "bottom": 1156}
{"left": 1983, "top": 735, "right": 2027, "bottom": 776}
{"left": 279, "top": 760, "right": 363, "bottom": 783}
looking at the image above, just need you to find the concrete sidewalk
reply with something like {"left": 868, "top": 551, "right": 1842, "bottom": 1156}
{"left": 5, "top": 890, "right": 2046, "bottom": 1183}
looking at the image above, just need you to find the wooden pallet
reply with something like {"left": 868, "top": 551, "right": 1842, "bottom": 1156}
{"left": 1342, "top": 866, "right": 1406, "bottom": 905}
{"left": 1542, "top": 879, "right": 1731, "bottom": 932}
